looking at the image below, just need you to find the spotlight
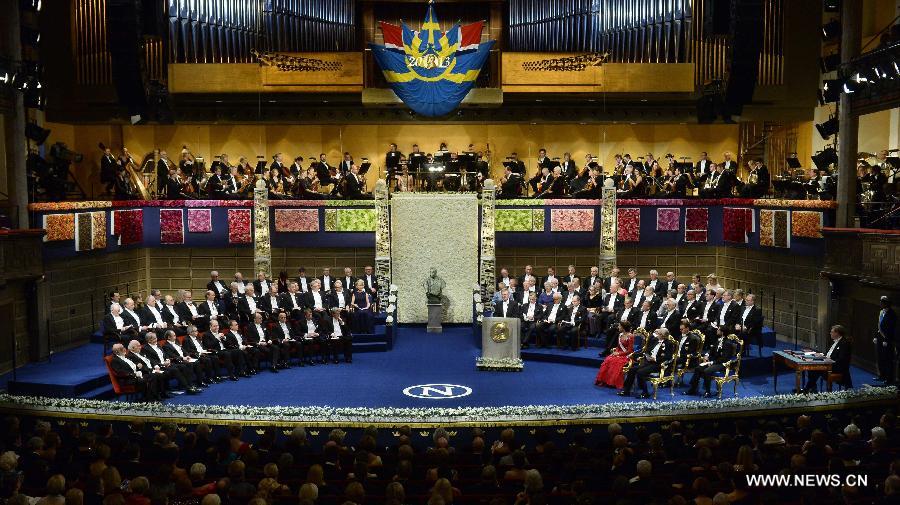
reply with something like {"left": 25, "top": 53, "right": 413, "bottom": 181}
{"left": 816, "top": 117, "right": 840, "bottom": 140}
{"left": 812, "top": 147, "right": 838, "bottom": 171}
{"left": 822, "top": 19, "right": 841, "bottom": 41}
{"left": 824, "top": 0, "right": 840, "bottom": 12}
{"left": 25, "top": 122, "right": 50, "bottom": 145}
{"left": 842, "top": 76, "right": 860, "bottom": 94}
{"left": 20, "top": 26, "right": 40, "bottom": 47}
{"left": 819, "top": 52, "right": 840, "bottom": 73}
{"left": 20, "top": 0, "right": 41, "bottom": 12}
{"left": 818, "top": 79, "right": 841, "bottom": 104}
{"left": 24, "top": 85, "right": 44, "bottom": 110}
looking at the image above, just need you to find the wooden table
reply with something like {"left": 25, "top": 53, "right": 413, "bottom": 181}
{"left": 772, "top": 350, "right": 835, "bottom": 393}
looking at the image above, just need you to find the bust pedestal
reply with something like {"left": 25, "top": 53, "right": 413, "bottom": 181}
{"left": 427, "top": 303, "right": 443, "bottom": 333}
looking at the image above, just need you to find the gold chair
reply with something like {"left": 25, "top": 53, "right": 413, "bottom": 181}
{"left": 714, "top": 334, "right": 744, "bottom": 398}
{"left": 648, "top": 335, "right": 679, "bottom": 400}
{"left": 622, "top": 328, "right": 651, "bottom": 375}
{"left": 671, "top": 330, "right": 706, "bottom": 396}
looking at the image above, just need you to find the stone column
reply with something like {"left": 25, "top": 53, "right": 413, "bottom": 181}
{"left": 374, "top": 179, "right": 391, "bottom": 309}
{"left": 480, "top": 179, "right": 497, "bottom": 299}
{"left": 3, "top": 0, "right": 27, "bottom": 229}
{"left": 599, "top": 180, "right": 617, "bottom": 276}
{"left": 836, "top": 0, "right": 862, "bottom": 227}
{"left": 253, "top": 180, "right": 271, "bottom": 278}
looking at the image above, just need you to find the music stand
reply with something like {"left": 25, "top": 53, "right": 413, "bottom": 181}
{"left": 358, "top": 159, "right": 372, "bottom": 176}
{"left": 409, "top": 152, "right": 425, "bottom": 170}
{"left": 886, "top": 156, "right": 900, "bottom": 168}
{"left": 786, "top": 157, "right": 802, "bottom": 169}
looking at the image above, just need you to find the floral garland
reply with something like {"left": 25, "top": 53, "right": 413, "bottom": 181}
{"left": 0, "top": 387, "right": 893, "bottom": 423}
{"left": 476, "top": 357, "right": 524, "bottom": 371}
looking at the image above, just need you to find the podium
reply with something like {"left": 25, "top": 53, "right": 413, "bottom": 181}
{"left": 477, "top": 317, "right": 524, "bottom": 371}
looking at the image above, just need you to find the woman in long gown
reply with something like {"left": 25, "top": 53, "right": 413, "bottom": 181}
{"left": 595, "top": 321, "right": 635, "bottom": 389}
{"left": 351, "top": 279, "right": 375, "bottom": 334}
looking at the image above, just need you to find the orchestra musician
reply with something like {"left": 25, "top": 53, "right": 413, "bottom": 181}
{"left": 572, "top": 165, "right": 602, "bottom": 199}
{"left": 537, "top": 165, "right": 566, "bottom": 198}
{"left": 386, "top": 143, "right": 402, "bottom": 179}
{"left": 499, "top": 165, "right": 523, "bottom": 199}
{"left": 737, "top": 159, "right": 771, "bottom": 198}
{"left": 157, "top": 150, "right": 172, "bottom": 196}
{"left": 205, "top": 164, "right": 226, "bottom": 199}
{"left": 807, "top": 167, "right": 836, "bottom": 200}
{"left": 617, "top": 164, "right": 644, "bottom": 198}
{"left": 100, "top": 144, "right": 119, "bottom": 195}
{"left": 696, "top": 151, "right": 713, "bottom": 178}
{"left": 561, "top": 152, "right": 578, "bottom": 181}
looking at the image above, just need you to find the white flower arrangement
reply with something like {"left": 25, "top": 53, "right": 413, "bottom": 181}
{"left": 0, "top": 387, "right": 894, "bottom": 424}
{"left": 385, "top": 315, "right": 394, "bottom": 324}
{"left": 475, "top": 303, "right": 484, "bottom": 311}
{"left": 388, "top": 295, "right": 397, "bottom": 303}
{"left": 476, "top": 357, "right": 524, "bottom": 371}
{"left": 389, "top": 284, "right": 398, "bottom": 293}
{"left": 387, "top": 304, "right": 396, "bottom": 312}
{"left": 473, "top": 293, "right": 481, "bottom": 303}
{"left": 476, "top": 315, "right": 484, "bottom": 323}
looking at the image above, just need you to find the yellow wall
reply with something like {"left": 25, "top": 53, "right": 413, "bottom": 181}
{"left": 44, "top": 122, "right": 739, "bottom": 197}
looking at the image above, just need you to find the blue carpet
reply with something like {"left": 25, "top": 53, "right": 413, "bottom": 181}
{"left": 1, "top": 327, "right": 877, "bottom": 407}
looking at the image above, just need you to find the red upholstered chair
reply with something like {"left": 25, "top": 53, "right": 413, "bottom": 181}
{"left": 103, "top": 354, "right": 138, "bottom": 400}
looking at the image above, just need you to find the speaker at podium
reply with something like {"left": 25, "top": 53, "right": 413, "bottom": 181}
{"left": 477, "top": 317, "right": 524, "bottom": 371}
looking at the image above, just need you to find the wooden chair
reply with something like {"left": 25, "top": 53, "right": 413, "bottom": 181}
{"left": 672, "top": 330, "right": 706, "bottom": 395}
{"left": 648, "top": 335, "right": 679, "bottom": 400}
{"left": 103, "top": 355, "right": 138, "bottom": 401}
{"left": 824, "top": 372, "right": 851, "bottom": 392}
{"left": 713, "top": 334, "right": 744, "bottom": 398}
{"left": 623, "top": 328, "right": 651, "bottom": 375}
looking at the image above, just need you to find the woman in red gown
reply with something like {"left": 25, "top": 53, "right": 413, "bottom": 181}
{"left": 595, "top": 321, "right": 635, "bottom": 389}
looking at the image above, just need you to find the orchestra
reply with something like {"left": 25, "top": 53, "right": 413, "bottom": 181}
{"left": 93, "top": 142, "right": 898, "bottom": 205}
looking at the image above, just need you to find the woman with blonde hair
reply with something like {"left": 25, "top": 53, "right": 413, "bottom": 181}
{"left": 429, "top": 478, "right": 457, "bottom": 505}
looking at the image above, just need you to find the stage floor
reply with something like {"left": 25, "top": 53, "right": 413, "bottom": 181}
{"left": 0, "top": 327, "right": 878, "bottom": 411}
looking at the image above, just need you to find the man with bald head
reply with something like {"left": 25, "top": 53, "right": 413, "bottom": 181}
{"left": 108, "top": 343, "right": 160, "bottom": 401}
{"left": 126, "top": 339, "right": 174, "bottom": 399}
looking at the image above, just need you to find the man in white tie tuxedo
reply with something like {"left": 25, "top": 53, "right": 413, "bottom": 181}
{"left": 496, "top": 289, "right": 519, "bottom": 319}
{"left": 320, "top": 267, "right": 334, "bottom": 292}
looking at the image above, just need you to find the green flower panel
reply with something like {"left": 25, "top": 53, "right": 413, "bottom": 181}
{"left": 496, "top": 209, "right": 544, "bottom": 232}
{"left": 324, "top": 209, "right": 377, "bottom": 232}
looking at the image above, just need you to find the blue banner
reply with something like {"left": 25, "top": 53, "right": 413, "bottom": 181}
{"left": 369, "top": 2, "right": 495, "bottom": 117}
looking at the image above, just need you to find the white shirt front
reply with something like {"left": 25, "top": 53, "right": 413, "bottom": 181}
{"left": 186, "top": 302, "right": 199, "bottom": 318}
{"left": 639, "top": 311, "right": 650, "bottom": 329}
{"left": 300, "top": 278, "right": 308, "bottom": 292}
{"left": 312, "top": 291, "right": 323, "bottom": 309}
{"left": 826, "top": 337, "right": 842, "bottom": 358}
{"left": 287, "top": 293, "right": 299, "bottom": 309}
{"left": 259, "top": 280, "right": 270, "bottom": 294}
{"left": 213, "top": 281, "right": 226, "bottom": 294}
{"left": 132, "top": 351, "right": 152, "bottom": 368}
{"left": 336, "top": 292, "right": 346, "bottom": 308}
{"left": 118, "top": 354, "right": 137, "bottom": 372}
{"left": 170, "top": 342, "right": 185, "bottom": 358}
{"left": 718, "top": 301, "right": 731, "bottom": 326}
{"left": 236, "top": 282, "right": 246, "bottom": 294}
{"left": 190, "top": 335, "right": 205, "bottom": 352}
{"left": 279, "top": 322, "right": 291, "bottom": 337}
{"left": 525, "top": 303, "right": 536, "bottom": 321}
{"left": 564, "top": 293, "right": 574, "bottom": 307}
{"left": 305, "top": 320, "right": 317, "bottom": 336}
{"left": 112, "top": 314, "right": 124, "bottom": 330}
{"left": 332, "top": 318, "right": 343, "bottom": 337}
{"left": 206, "top": 300, "right": 219, "bottom": 316}
{"left": 620, "top": 307, "right": 633, "bottom": 322}
{"left": 650, "top": 341, "right": 663, "bottom": 361}
{"left": 547, "top": 304, "right": 560, "bottom": 323}
{"left": 741, "top": 305, "right": 753, "bottom": 324}
{"left": 702, "top": 301, "right": 714, "bottom": 320}
{"left": 501, "top": 300, "right": 509, "bottom": 316}
{"left": 147, "top": 305, "right": 164, "bottom": 325}
{"left": 322, "top": 276, "right": 332, "bottom": 291}
{"left": 569, "top": 307, "right": 578, "bottom": 324}
{"left": 166, "top": 305, "right": 181, "bottom": 324}
{"left": 232, "top": 331, "right": 244, "bottom": 346}
{"left": 268, "top": 296, "right": 279, "bottom": 310}
{"left": 606, "top": 294, "right": 617, "bottom": 311}
{"left": 122, "top": 308, "right": 138, "bottom": 325}
{"left": 148, "top": 344, "right": 164, "bottom": 362}
{"left": 246, "top": 297, "right": 257, "bottom": 313}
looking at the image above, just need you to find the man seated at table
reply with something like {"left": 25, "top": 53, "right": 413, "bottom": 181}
{"left": 802, "top": 325, "right": 852, "bottom": 394}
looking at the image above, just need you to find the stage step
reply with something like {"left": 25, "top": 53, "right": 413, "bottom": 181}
{"left": 352, "top": 341, "right": 388, "bottom": 353}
